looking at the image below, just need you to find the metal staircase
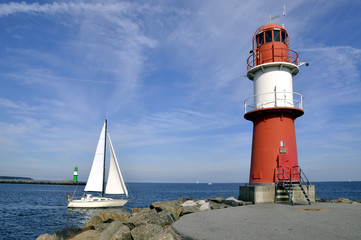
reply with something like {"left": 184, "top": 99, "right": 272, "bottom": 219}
{"left": 276, "top": 166, "right": 312, "bottom": 205}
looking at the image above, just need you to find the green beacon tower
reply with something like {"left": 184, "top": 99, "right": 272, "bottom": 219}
{"left": 73, "top": 166, "right": 78, "bottom": 182}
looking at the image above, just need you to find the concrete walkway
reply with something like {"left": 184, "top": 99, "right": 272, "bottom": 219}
{"left": 173, "top": 203, "right": 361, "bottom": 240}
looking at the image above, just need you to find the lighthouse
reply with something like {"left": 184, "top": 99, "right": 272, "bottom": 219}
{"left": 73, "top": 166, "right": 78, "bottom": 182}
{"left": 239, "top": 23, "right": 315, "bottom": 204}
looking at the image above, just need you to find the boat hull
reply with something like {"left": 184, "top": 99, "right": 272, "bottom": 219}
{"left": 67, "top": 197, "right": 128, "bottom": 208}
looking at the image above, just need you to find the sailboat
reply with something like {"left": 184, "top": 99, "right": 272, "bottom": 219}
{"left": 67, "top": 119, "right": 129, "bottom": 208}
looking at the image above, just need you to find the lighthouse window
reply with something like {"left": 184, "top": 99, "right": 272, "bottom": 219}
{"left": 282, "top": 31, "right": 288, "bottom": 45}
{"left": 257, "top": 33, "right": 264, "bottom": 47}
{"left": 274, "top": 30, "right": 280, "bottom": 41}
{"left": 265, "top": 30, "right": 272, "bottom": 43}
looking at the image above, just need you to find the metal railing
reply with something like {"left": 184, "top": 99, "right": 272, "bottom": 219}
{"left": 276, "top": 165, "right": 312, "bottom": 205}
{"left": 244, "top": 91, "right": 303, "bottom": 114}
{"left": 247, "top": 48, "right": 298, "bottom": 71}
{"left": 276, "top": 165, "right": 291, "bottom": 185}
{"left": 292, "top": 165, "right": 311, "bottom": 193}
{"left": 276, "top": 165, "right": 294, "bottom": 204}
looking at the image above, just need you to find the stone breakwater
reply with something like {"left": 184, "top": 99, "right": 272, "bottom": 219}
{"left": 0, "top": 180, "right": 85, "bottom": 185}
{"left": 36, "top": 196, "right": 250, "bottom": 240}
{"left": 36, "top": 197, "right": 360, "bottom": 240}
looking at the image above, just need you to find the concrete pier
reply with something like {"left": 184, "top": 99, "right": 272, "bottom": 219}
{"left": 173, "top": 202, "right": 361, "bottom": 240}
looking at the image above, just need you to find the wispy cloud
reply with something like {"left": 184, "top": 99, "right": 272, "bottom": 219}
{"left": 0, "top": 0, "right": 360, "bottom": 181}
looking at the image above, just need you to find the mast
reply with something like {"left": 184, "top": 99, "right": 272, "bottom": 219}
{"left": 102, "top": 119, "right": 107, "bottom": 197}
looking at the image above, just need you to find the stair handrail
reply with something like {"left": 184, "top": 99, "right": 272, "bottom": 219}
{"left": 292, "top": 165, "right": 312, "bottom": 205}
{"left": 276, "top": 165, "right": 294, "bottom": 205}
{"left": 292, "top": 166, "right": 311, "bottom": 187}
{"left": 276, "top": 165, "right": 291, "bottom": 183}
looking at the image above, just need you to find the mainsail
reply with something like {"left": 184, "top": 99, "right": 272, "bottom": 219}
{"left": 84, "top": 122, "right": 106, "bottom": 192}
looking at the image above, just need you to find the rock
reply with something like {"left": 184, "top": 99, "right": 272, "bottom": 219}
{"left": 206, "top": 196, "right": 225, "bottom": 203}
{"left": 181, "top": 205, "right": 200, "bottom": 216}
{"left": 96, "top": 212, "right": 130, "bottom": 222}
{"left": 209, "top": 201, "right": 229, "bottom": 210}
{"left": 131, "top": 224, "right": 163, "bottom": 240}
{"left": 68, "top": 230, "right": 99, "bottom": 240}
{"left": 243, "top": 201, "right": 253, "bottom": 206}
{"left": 222, "top": 199, "right": 243, "bottom": 207}
{"left": 83, "top": 212, "right": 129, "bottom": 229}
{"left": 181, "top": 200, "right": 197, "bottom": 207}
{"left": 330, "top": 198, "right": 353, "bottom": 204}
{"left": 196, "top": 200, "right": 207, "bottom": 205}
{"left": 205, "top": 196, "right": 243, "bottom": 207}
{"left": 67, "top": 226, "right": 95, "bottom": 239}
{"left": 149, "top": 226, "right": 182, "bottom": 240}
{"left": 199, "top": 202, "right": 210, "bottom": 211}
{"left": 315, "top": 198, "right": 329, "bottom": 202}
{"left": 36, "top": 234, "right": 55, "bottom": 240}
{"left": 150, "top": 198, "right": 184, "bottom": 211}
{"left": 132, "top": 208, "right": 153, "bottom": 215}
{"left": 52, "top": 226, "right": 82, "bottom": 240}
{"left": 111, "top": 225, "right": 132, "bottom": 240}
{"left": 351, "top": 201, "right": 361, "bottom": 205}
{"left": 128, "top": 210, "right": 174, "bottom": 227}
{"left": 83, "top": 215, "right": 104, "bottom": 229}
{"left": 94, "top": 220, "right": 131, "bottom": 240}
{"left": 226, "top": 196, "right": 243, "bottom": 204}
{"left": 150, "top": 199, "right": 183, "bottom": 220}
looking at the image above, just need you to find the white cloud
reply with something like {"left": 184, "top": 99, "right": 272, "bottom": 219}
{"left": 1, "top": 0, "right": 360, "bottom": 182}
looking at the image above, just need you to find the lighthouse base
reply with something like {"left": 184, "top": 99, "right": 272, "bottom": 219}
{"left": 238, "top": 184, "right": 315, "bottom": 204}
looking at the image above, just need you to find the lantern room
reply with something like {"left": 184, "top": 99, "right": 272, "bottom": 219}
{"left": 247, "top": 24, "right": 298, "bottom": 70}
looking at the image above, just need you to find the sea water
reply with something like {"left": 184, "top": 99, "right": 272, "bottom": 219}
{"left": 0, "top": 182, "right": 360, "bottom": 240}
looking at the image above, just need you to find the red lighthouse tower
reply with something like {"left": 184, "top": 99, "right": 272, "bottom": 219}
{"left": 239, "top": 24, "right": 314, "bottom": 204}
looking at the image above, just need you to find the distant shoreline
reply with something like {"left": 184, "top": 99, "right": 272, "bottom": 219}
{"left": 0, "top": 180, "right": 86, "bottom": 185}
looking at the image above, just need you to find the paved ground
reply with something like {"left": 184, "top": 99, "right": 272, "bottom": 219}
{"left": 173, "top": 202, "right": 361, "bottom": 240}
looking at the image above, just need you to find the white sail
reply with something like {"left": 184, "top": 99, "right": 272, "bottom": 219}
{"left": 105, "top": 134, "right": 128, "bottom": 196}
{"left": 84, "top": 122, "right": 106, "bottom": 192}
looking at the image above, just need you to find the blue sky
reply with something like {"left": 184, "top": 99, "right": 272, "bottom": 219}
{"left": 0, "top": 0, "right": 360, "bottom": 182}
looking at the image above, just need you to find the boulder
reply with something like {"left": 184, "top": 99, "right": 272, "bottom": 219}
{"left": 196, "top": 200, "right": 207, "bottom": 205}
{"left": 226, "top": 196, "right": 243, "bottom": 205}
{"left": 36, "top": 234, "right": 55, "bottom": 240}
{"left": 96, "top": 212, "right": 130, "bottom": 222}
{"left": 68, "top": 230, "right": 99, "bottom": 240}
{"left": 330, "top": 198, "right": 353, "bottom": 204}
{"left": 149, "top": 226, "right": 182, "bottom": 240}
{"left": 150, "top": 198, "right": 184, "bottom": 211}
{"left": 128, "top": 210, "right": 174, "bottom": 227}
{"left": 83, "top": 212, "right": 130, "bottom": 229}
{"left": 199, "top": 202, "right": 210, "bottom": 211}
{"left": 83, "top": 215, "right": 104, "bottom": 229}
{"left": 181, "top": 205, "right": 200, "bottom": 216}
{"left": 205, "top": 197, "right": 225, "bottom": 203}
{"left": 181, "top": 200, "right": 197, "bottom": 207}
{"left": 315, "top": 198, "right": 329, "bottom": 202}
{"left": 130, "top": 224, "right": 163, "bottom": 240}
{"left": 222, "top": 199, "right": 243, "bottom": 207}
{"left": 205, "top": 196, "right": 242, "bottom": 207}
{"left": 94, "top": 220, "right": 131, "bottom": 240}
{"left": 209, "top": 201, "right": 229, "bottom": 210}
{"left": 150, "top": 200, "right": 182, "bottom": 220}
{"left": 131, "top": 208, "right": 153, "bottom": 215}
{"left": 52, "top": 226, "right": 82, "bottom": 240}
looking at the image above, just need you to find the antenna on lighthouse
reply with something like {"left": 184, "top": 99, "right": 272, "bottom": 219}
{"left": 268, "top": 14, "right": 280, "bottom": 24}
{"left": 282, "top": 5, "right": 286, "bottom": 28}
